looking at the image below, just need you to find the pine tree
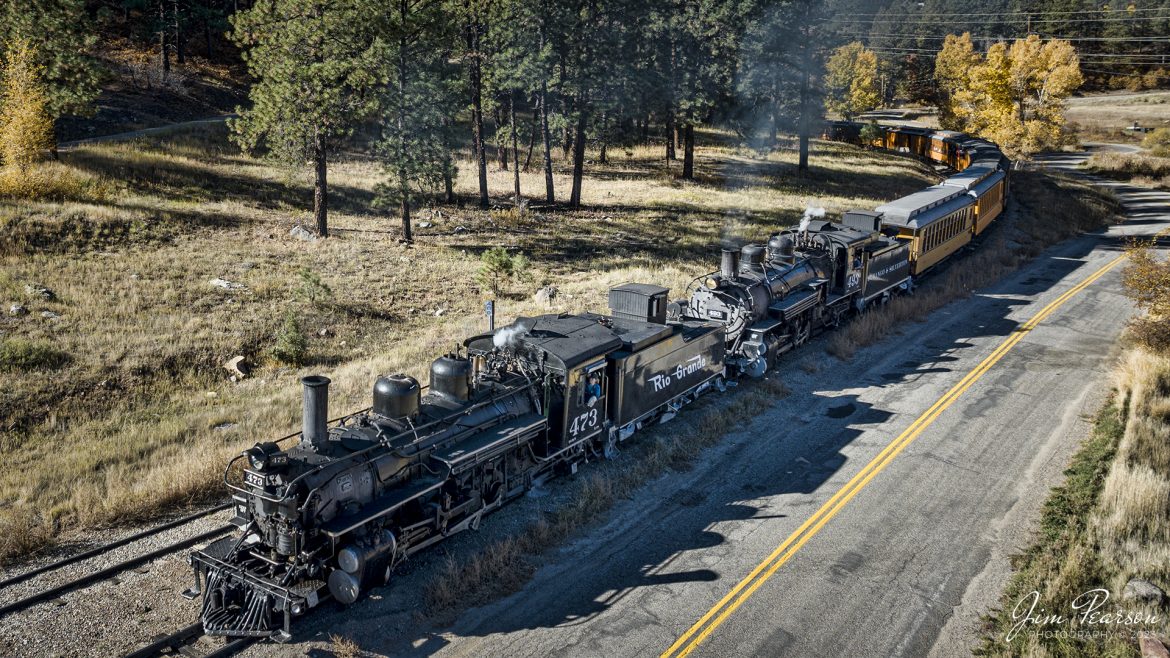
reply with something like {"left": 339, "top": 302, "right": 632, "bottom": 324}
{"left": 375, "top": 0, "right": 459, "bottom": 242}
{"left": 230, "top": 0, "right": 382, "bottom": 238}
{"left": 0, "top": 0, "right": 101, "bottom": 151}
{"left": 0, "top": 39, "right": 55, "bottom": 170}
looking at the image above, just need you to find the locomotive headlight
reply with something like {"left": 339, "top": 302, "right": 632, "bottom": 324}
{"left": 705, "top": 276, "right": 719, "bottom": 289}
{"left": 246, "top": 445, "right": 268, "bottom": 470}
{"left": 244, "top": 441, "right": 286, "bottom": 471}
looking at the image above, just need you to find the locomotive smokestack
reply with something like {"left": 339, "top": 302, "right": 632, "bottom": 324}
{"left": 720, "top": 248, "right": 739, "bottom": 280}
{"left": 301, "top": 375, "right": 330, "bottom": 448}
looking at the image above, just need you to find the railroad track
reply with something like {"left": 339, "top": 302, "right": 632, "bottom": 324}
{"left": 123, "top": 622, "right": 255, "bottom": 658}
{"left": 0, "top": 509, "right": 235, "bottom": 618}
{"left": 0, "top": 412, "right": 370, "bottom": 618}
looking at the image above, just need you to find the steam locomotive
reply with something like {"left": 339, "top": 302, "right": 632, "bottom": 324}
{"left": 183, "top": 122, "right": 1010, "bottom": 641}
{"left": 186, "top": 286, "right": 726, "bottom": 640}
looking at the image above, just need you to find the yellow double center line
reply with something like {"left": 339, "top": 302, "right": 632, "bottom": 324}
{"left": 661, "top": 252, "right": 1127, "bottom": 658}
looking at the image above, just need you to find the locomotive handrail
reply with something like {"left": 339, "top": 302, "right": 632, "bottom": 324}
{"left": 223, "top": 379, "right": 543, "bottom": 505}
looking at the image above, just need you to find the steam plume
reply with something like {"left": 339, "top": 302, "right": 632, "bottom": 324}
{"left": 493, "top": 324, "right": 528, "bottom": 348}
{"left": 799, "top": 206, "right": 825, "bottom": 233}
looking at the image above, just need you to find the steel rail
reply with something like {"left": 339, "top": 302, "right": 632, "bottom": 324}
{"left": 0, "top": 525, "right": 232, "bottom": 618}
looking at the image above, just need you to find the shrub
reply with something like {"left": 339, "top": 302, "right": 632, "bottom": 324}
{"left": 0, "top": 163, "right": 112, "bottom": 202}
{"left": 270, "top": 311, "right": 308, "bottom": 366}
{"left": 295, "top": 268, "right": 332, "bottom": 307}
{"left": 859, "top": 121, "right": 884, "bottom": 147}
{"left": 1142, "top": 127, "right": 1170, "bottom": 157}
{"left": 1122, "top": 242, "right": 1170, "bottom": 353}
{"left": 0, "top": 338, "right": 71, "bottom": 371}
{"left": 475, "top": 247, "right": 532, "bottom": 295}
{"left": 0, "top": 39, "right": 55, "bottom": 170}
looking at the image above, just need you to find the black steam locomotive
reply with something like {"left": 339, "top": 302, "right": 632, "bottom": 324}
{"left": 185, "top": 286, "right": 725, "bottom": 640}
{"left": 183, "top": 122, "right": 1010, "bottom": 641}
{"left": 682, "top": 211, "right": 911, "bottom": 376}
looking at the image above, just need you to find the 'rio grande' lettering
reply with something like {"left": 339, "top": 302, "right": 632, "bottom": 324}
{"left": 649, "top": 355, "right": 707, "bottom": 392}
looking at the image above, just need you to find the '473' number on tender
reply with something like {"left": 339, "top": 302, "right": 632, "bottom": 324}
{"left": 570, "top": 408, "right": 599, "bottom": 437}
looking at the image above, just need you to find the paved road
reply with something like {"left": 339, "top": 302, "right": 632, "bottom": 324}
{"left": 314, "top": 157, "right": 1165, "bottom": 658}
{"left": 58, "top": 115, "right": 232, "bottom": 149}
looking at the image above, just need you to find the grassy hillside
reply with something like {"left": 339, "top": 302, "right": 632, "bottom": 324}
{"left": 0, "top": 125, "right": 937, "bottom": 563}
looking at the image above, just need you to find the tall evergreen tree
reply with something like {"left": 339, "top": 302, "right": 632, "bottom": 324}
{"left": 375, "top": 0, "right": 459, "bottom": 241}
{"left": 230, "top": 0, "right": 382, "bottom": 238}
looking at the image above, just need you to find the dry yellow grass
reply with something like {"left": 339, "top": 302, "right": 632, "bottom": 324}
{"left": 1084, "top": 151, "right": 1170, "bottom": 190}
{"left": 0, "top": 123, "right": 935, "bottom": 564}
{"left": 1098, "top": 349, "right": 1170, "bottom": 588}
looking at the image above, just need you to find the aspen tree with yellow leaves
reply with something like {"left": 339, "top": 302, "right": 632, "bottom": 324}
{"left": 0, "top": 39, "right": 55, "bottom": 172}
{"left": 825, "top": 41, "right": 881, "bottom": 121}
{"left": 935, "top": 33, "right": 1083, "bottom": 156}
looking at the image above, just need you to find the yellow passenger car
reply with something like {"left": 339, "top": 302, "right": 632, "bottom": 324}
{"left": 875, "top": 186, "right": 976, "bottom": 275}
{"left": 941, "top": 165, "right": 1008, "bottom": 235}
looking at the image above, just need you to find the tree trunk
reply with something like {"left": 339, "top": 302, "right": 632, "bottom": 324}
{"left": 398, "top": 0, "right": 412, "bottom": 242}
{"left": 569, "top": 108, "right": 587, "bottom": 208}
{"left": 313, "top": 136, "right": 328, "bottom": 238}
{"left": 682, "top": 123, "right": 694, "bottom": 179}
{"left": 510, "top": 93, "right": 521, "bottom": 206}
{"left": 159, "top": 0, "right": 171, "bottom": 76}
{"left": 523, "top": 105, "right": 538, "bottom": 171}
{"left": 665, "top": 112, "right": 675, "bottom": 161}
{"left": 769, "top": 111, "right": 778, "bottom": 146}
{"left": 540, "top": 83, "right": 554, "bottom": 204}
{"left": 467, "top": 12, "right": 488, "bottom": 209}
{"left": 442, "top": 126, "right": 455, "bottom": 203}
{"left": 173, "top": 0, "right": 185, "bottom": 64}
{"left": 798, "top": 56, "right": 810, "bottom": 174}
{"left": 204, "top": 0, "right": 213, "bottom": 57}
{"left": 599, "top": 141, "right": 607, "bottom": 164}
{"left": 495, "top": 105, "right": 508, "bottom": 171}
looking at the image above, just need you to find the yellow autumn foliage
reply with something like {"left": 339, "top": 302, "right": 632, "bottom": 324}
{"left": 0, "top": 39, "right": 55, "bottom": 171}
{"left": 935, "top": 34, "right": 1083, "bottom": 156}
{"left": 825, "top": 41, "right": 881, "bottom": 121}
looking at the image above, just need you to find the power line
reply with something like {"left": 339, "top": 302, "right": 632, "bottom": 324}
{"left": 1081, "top": 67, "right": 1170, "bottom": 79}
{"left": 832, "top": 13, "right": 1170, "bottom": 26}
{"left": 840, "top": 32, "right": 1170, "bottom": 43}
{"left": 841, "top": 7, "right": 1170, "bottom": 18}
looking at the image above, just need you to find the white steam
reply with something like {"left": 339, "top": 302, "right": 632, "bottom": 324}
{"left": 493, "top": 324, "right": 528, "bottom": 348}
{"left": 799, "top": 206, "right": 825, "bottom": 234}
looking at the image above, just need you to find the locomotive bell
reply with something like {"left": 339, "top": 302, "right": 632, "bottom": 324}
{"left": 372, "top": 374, "right": 420, "bottom": 419}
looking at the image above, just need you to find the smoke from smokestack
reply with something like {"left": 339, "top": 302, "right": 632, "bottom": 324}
{"left": 799, "top": 206, "right": 825, "bottom": 233}
{"left": 493, "top": 324, "right": 528, "bottom": 349}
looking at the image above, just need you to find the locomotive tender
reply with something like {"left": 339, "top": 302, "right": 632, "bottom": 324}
{"left": 184, "top": 121, "right": 1010, "bottom": 641}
